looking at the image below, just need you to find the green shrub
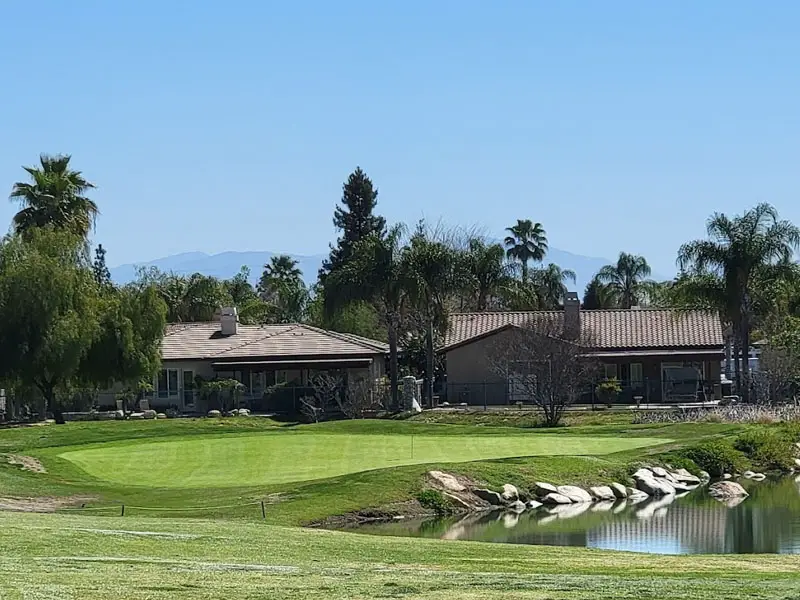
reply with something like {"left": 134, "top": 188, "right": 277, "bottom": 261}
{"left": 679, "top": 441, "right": 748, "bottom": 477}
{"left": 416, "top": 490, "right": 451, "bottom": 515}
{"left": 733, "top": 429, "right": 795, "bottom": 471}
{"left": 658, "top": 454, "right": 701, "bottom": 476}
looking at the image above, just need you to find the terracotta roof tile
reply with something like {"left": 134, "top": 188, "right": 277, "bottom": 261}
{"left": 444, "top": 309, "right": 724, "bottom": 352}
{"left": 162, "top": 323, "right": 388, "bottom": 361}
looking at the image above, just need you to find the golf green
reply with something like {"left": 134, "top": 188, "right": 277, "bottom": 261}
{"left": 59, "top": 432, "right": 667, "bottom": 488}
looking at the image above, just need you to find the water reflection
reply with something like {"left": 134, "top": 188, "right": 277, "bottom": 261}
{"left": 347, "top": 477, "right": 800, "bottom": 555}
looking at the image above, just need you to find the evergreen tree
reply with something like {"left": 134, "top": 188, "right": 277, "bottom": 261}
{"left": 92, "top": 243, "right": 112, "bottom": 288}
{"left": 320, "top": 167, "right": 386, "bottom": 279}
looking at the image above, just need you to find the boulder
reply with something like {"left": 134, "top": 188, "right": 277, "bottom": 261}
{"left": 635, "top": 476, "right": 676, "bottom": 497}
{"left": 129, "top": 412, "right": 144, "bottom": 420}
{"left": 239, "top": 408, "right": 251, "bottom": 417}
{"left": 114, "top": 410, "right": 125, "bottom": 419}
{"left": 527, "top": 500, "right": 543, "bottom": 510}
{"left": 473, "top": 488, "right": 505, "bottom": 506}
{"left": 743, "top": 470, "right": 756, "bottom": 479}
{"left": 507, "top": 500, "right": 527, "bottom": 514}
{"left": 541, "top": 492, "right": 572, "bottom": 505}
{"left": 699, "top": 470, "right": 711, "bottom": 481}
{"left": 501, "top": 484, "right": 519, "bottom": 502}
{"left": 589, "top": 486, "right": 616, "bottom": 501}
{"left": 751, "top": 473, "right": 766, "bottom": 481}
{"left": 610, "top": 482, "right": 628, "bottom": 499}
{"left": 142, "top": 410, "right": 157, "bottom": 420}
{"left": 443, "top": 492, "right": 472, "bottom": 511}
{"left": 557, "top": 485, "right": 593, "bottom": 503}
{"left": 651, "top": 466, "right": 669, "bottom": 478}
{"left": 709, "top": 481, "right": 749, "bottom": 499}
{"left": 428, "top": 471, "right": 466, "bottom": 493}
{"left": 207, "top": 410, "right": 222, "bottom": 418}
{"left": 633, "top": 468, "right": 654, "bottom": 480}
{"left": 671, "top": 468, "right": 702, "bottom": 485}
{"left": 533, "top": 482, "right": 559, "bottom": 497}
{"left": 723, "top": 473, "right": 732, "bottom": 480}
{"left": 156, "top": 413, "right": 167, "bottom": 420}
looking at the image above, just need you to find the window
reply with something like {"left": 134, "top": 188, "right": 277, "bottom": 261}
{"left": 250, "top": 371, "right": 265, "bottom": 396}
{"left": 630, "top": 363, "right": 643, "bottom": 386}
{"left": 603, "top": 364, "right": 618, "bottom": 380}
{"left": 183, "top": 370, "right": 194, "bottom": 406}
{"left": 158, "top": 368, "right": 179, "bottom": 398}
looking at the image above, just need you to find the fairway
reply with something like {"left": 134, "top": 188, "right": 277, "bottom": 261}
{"left": 59, "top": 432, "right": 667, "bottom": 487}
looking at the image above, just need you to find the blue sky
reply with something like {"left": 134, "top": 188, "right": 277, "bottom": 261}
{"left": 2, "top": 1, "right": 799, "bottom": 277}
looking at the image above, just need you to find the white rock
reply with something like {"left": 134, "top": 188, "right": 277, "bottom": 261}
{"left": 526, "top": 500, "right": 543, "bottom": 510}
{"left": 541, "top": 492, "right": 572, "bottom": 505}
{"left": 473, "top": 488, "right": 504, "bottom": 506}
{"left": 428, "top": 471, "right": 466, "bottom": 493}
{"left": 129, "top": 412, "right": 144, "bottom": 420}
{"left": 533, "top": 482, "right": 559, "bottom": 497}
{"left": 507, "top": 500, "right": 526, "bottom": 513}
{"left": 723, "top": 473, "right": 732, "bottom": 480}
{"left": 207, "top": 410, "right": 221, "bottom": 418}
{"left": 699, "top": 470, "right": 711, "bottom": 481}
{"left": 501, "top": 484, "right": 519, "bottom": 502}
{"left": 114, "top": 410, "right": 125, "bottom": 419}
{"left": 636, "top": 476, "right": 676, "bottom": 497}
{"left": 633, "top": 468, "right": 654, "bottom": 480}
{"left": 751, "top": 473, "right": 766, "bottom": 481}
{"left": 743, "top": 470, "right": 756, "bottom": 479}
{"left": 442, "top": 493, "right": 471, "bottom": 511}
{"left": 671, "top": 468, "right": 702, "bottom": 484}
{"left": 610, "top": 483, "right": 628, "bottom": 499}
{"left": 156, "top": 413, "right": 167, "bottom": 419}
{"left": 589, "top": 486, "right": 616, "bottom": 501}
{"left": 651, "top": 466, "right": 669, "bottom": 478}
{"left": 557, "top": 485, "right": 593, "bottom": 503}
{"left": 709, "top": 481, "right": 749, "bottom": 499}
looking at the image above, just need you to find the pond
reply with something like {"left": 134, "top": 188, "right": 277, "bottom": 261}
{"left": 346, "top": 476, "right": 800, "bottom": 554}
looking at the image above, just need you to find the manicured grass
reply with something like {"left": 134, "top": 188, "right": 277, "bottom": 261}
{"left": 2, "top": 511, "right": 799, "bottom": 599}
{"left": 58, "top": 430, "right": 667, "bottom": 488}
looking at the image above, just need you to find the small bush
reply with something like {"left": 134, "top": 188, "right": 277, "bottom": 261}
{"left": 679, "top": 441, "right": 748, "bottom": 477}
{"left": 733, "top": 430, "right": 795, "bottom": 471}
{"left": 416, "top": 490, "right": 451, "bottom": 515}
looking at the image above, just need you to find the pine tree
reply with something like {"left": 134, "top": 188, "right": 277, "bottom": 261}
{"left": 92, "top": 243, "right": 112, "bottom": 288}
{"left": 320, "top": 167, "right": 386, "bottom": 279}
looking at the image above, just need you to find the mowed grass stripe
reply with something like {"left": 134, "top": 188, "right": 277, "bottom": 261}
{"left": 58, "top": 433, "right": 668, "bottom": 488}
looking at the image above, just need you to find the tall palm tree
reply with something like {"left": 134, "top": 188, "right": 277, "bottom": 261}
{"left": 10, "top": 154, "right": 98, "bottom": 239}
{"left": 503, "top": 219, "right": 548, "bottom": 284}
{"left": 582, "top": 276, "right": 618, "bottom": 309}
{"left": 324, "top": 225, "right": 409, "bottom": 409}
{"left": 595, "top": 252, "right": 654, "bottom": 309}
{"left": 677, "top": 203, "right": 800, "bottom": 399}
{"left": 531, "top": 263, "right": 577, "bottom": 309}
{"left": 464, "top": 239, "right": 514, "bottom": 311}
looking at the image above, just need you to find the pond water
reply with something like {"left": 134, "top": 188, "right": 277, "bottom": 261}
{"left": 346, "top": 476, "right": 800, "bottom": 554}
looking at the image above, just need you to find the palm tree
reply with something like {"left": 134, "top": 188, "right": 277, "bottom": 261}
{"left": 677, "top": 203, "right": 800, "bottom": 399}
{"left": 464, "top": 239, "right": 514, "bottom": 311}
{"left": 595, "top": 252, "right": 654, "bottom": 309}
{"left": 531, "top": 263, "right": 577, "bottom": 309}
{"left": 10, "top": 154, "right": 98, "bottom": 239}
{"left": 504, "top": 219, "right": 548, "bottom": 284}
{"left": 324, "top": 225, "right": 409, "bottom": 409}
{"left": 582, "top": 276, "right": 618, "bottom": 309}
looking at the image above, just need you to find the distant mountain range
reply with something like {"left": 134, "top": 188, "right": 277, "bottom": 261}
{"left": 110, "top": 248, "right": 646, "bottom": 295}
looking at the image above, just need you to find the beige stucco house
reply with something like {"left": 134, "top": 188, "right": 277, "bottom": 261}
{"left": 443, "top": 295, "right": 725, "bottom": 406}
{"left": 148, "top": 309, "right": 388, "bottom": 412}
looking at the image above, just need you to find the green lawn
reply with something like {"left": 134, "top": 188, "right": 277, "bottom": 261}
{"left": 2, "top": 511, "right": 798, "bottom": 600}
{"left": 58, "top": 430, "right": 667, "bottom": 488}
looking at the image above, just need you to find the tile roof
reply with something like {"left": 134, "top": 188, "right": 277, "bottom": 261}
{"left": 162, "top": 323, "right": 389, "bottom": 361}
{"left": 444, "top": 309, "right": 724, "bottom": 352}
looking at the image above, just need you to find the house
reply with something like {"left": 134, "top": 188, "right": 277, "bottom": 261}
{"left": 150, "top": 308, "right": 388, "bottom": 412}
{"left": 442, "top": 293, "right": 725, "bottom": 405}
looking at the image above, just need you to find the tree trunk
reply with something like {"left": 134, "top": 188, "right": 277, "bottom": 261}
{"left": 733, "top": 333, "right": 741, "bottom": 395}
{"left": 741, "top": 324, "right": 752, "bottom": 403}
{"left": 39, "top": 381, "right": 64, "bottom": 424}
{"left": 388, "top": 326, "right": 400, "bottom": 411}
{"left": 521, "top": 262, "right": 528, "bottom": 285}
{"left": 425, "top": 319, "right": 435, "bottom": 408}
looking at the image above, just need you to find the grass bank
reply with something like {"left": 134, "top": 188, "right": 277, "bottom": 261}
{"left": 2, "top": 511, "right": 799, "bottom": 599}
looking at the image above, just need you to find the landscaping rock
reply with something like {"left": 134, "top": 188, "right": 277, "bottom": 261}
{"left": 669, "top": 480, "right": 695, "bottom": 493}
{"left": 443, "top": 492, "right": 472, "bottom": 511}
{"left": 142, "top": 410, "right": 157, "bottom": 420}
{"left": 156, "top": 413, "right": 167, "bottom": 419}
{"left": 473, "top": 488, "right": 505, "bottom": 506}
{"left": 501, "top": 484, "right": 519, "bottom": 502}
{"left": 671, "top": 468, "right": 702, "bottom": 485}
{"left": 129, "top": 412, "right": 144, "bottom": 420}
{"left": 533, "top": 482, "right": 558, "bottom": 497}
{"left": 651, "top": 466, "right": 669, "bottom": 478}
{"left": 527, "top": 500, "right": 543, "bottom": 510}
{"left": 635, "top": 476, "right": 676, "bottom": 497}
{"left": 207, "top": 410, "right": 222, "bottom": 418}
{"left": 633, "top": 468, "right": 654, "bottom": 480}
{"left": 428, "top": 471, "right": 466, "bottom": 493}
{"left": 557, "top": 485, "right": 593, "bottom": 503}
{"left": 507, "top": 500, "right": 527, "bottom": 514}
{"left": 239, "top": 408, "right": 250, "bottom": 416}
{"left": 114, "top": 410, "right": 125, "bottom": 419}
{"left": 541, "top": 492, "right": 572, "bottom": 505}
{"left": 699, "top": 470, "right": 711, "bottom": 481}
{"left": 751, "top": 473, "right": 766, "bottom": 481}
{"left": 723, "top": 473, "right": 732, "bottom": 480}
{"left": 589, "top": 486, "right": 616, "bottom": 501}
{"left": 709, "top": 481, "right": 749, "bottom": 500}
{"left": 610, "top": 483, "right": 628, "bottom": 499}
{"left": 743, "top": 470, "right": 756, "bottom": 479}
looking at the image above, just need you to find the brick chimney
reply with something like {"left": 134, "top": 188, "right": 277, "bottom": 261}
{"left": 563, "top": 292, "right": 580, "bottom": 339}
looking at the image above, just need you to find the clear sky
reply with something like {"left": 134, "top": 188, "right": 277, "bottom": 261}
{"left": 2, "top": 1, "right": 799, "bottom": 276}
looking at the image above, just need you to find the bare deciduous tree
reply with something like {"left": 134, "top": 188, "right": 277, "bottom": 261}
{"left": 489, "top": 317, "right": 598, "bottom": 426}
